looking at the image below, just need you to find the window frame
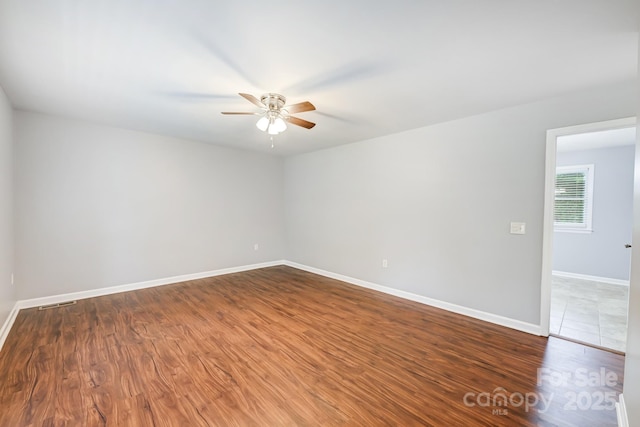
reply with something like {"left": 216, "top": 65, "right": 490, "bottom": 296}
{"left": 553, "top": 164, "right": 594, "bottom": 233}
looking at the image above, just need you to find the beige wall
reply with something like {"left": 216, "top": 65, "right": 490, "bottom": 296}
{"left": 13, "top": 111, "right": 285, "bottom": 300}
{"left": 285, "top": 81, "right": 636, "bottom": 326}
{"left": 0, "top": 85, "right": 14, "bottom": 330}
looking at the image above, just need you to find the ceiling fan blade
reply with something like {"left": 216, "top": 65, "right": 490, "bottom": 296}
{"left": 239, "top": 93, "right": 264, "bottom": 108}
{"left": 286, "top": 116, "right": 316, "bottom": 129}
{"left": 221, "top": 112, "right": 261, "bottom": 115}
{"left": 285, "top": 101, "right": 316, "bottom": 114}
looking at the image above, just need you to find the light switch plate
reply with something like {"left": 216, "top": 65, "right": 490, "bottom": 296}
{"left": 510, "top": 222, "right": 526, "bottom": 235}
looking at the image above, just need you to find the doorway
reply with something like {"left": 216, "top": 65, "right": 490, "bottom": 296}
{"left": 541, "top": 117, "right": 637, "bottom": 353}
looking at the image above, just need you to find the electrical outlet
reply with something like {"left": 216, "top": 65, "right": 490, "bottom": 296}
{"left": 254, "top": 243, "right": 259, "bottom": 251}
{"left": 382, "top": 259, "right": 388, "bottom": 268}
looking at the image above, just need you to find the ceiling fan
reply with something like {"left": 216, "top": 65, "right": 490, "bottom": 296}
{"left": 221, "top": 93, "right": 316, "bottom": 135}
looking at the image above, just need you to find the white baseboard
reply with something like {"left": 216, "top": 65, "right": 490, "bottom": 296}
{"left": 16, "top": 260, "right": 285, "bottom": 310}
{"left": 552, "top": 270, "right": 629, "bottom": 286}
{"left": 284, "top": 261, "right": 542, "bottom": 336}
{"left": 616, "top": 394, "right": 628, "bottom": 427}
{"left": 0, "top": 260, "right": 285, "bottom": 352}
{"left": 0, "top": 302, "right": 20, "bottom": 352}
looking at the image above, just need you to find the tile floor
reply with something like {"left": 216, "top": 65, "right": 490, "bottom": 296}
{"left": 550, "top": 275, "right": 629, "bottom": 352}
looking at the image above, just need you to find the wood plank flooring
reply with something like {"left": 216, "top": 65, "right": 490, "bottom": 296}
{"left": 0, "top": 266, "right": 624, "bottom": 426}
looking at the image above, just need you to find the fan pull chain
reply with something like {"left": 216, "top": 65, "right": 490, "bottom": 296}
{"left": 270, "top": 136, "right": 274, "bottom": 148}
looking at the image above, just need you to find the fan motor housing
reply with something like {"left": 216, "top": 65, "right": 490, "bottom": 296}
{"left": 261, "top": 93, "right": 286, "bottom": 111}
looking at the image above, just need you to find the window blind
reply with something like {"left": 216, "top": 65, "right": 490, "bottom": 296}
{"left": 554, "top": 165, "right": 593, "bottom": 230}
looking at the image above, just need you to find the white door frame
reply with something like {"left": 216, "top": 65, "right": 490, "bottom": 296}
{"left": 540, "top": 117, "right": 637, "bottom": 336}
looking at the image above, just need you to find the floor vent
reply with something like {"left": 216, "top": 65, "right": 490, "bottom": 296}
{"left": 38, "top": 300, "right": 77, "bottom": 310}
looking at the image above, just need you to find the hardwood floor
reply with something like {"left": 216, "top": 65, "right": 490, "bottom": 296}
{"left": 0, "top": 266, "right": 624, "bottom": 426}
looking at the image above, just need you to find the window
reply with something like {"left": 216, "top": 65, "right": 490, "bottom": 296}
{"left": 554, "top": 164, "right": 594, "bottom": 232}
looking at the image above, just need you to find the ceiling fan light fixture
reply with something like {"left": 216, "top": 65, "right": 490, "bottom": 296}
{"left": 263, "top": 113, "right": 287, "bottom": 135}
{"left": 272, "top": 117, "right": 287, "bottom": 133}
{"left": 267, "top": 122, "right": 280, "bottom": 135}
{"left": 256, "top": 115, "right": 269, "bottom": 132}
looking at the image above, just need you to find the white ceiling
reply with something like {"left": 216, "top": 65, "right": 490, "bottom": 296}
{"left": 557, "top": 126, "right": 637, "bottom": 152}
{"left": 0, "top": 1, "right": 637, "bottom": 156}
